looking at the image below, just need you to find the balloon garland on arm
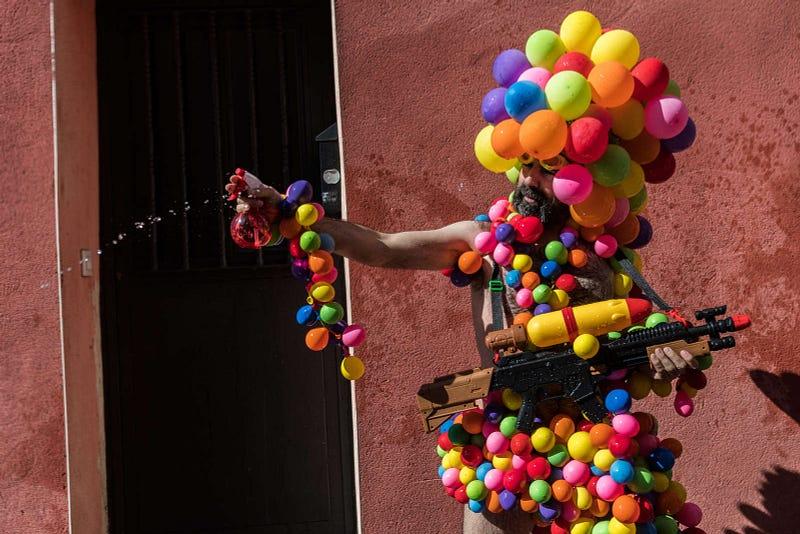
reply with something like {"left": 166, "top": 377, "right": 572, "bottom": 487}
{"left": 434, "top": 10, "right": 711, "bottom": 532}
{"left": 228, "top": 168, "right": 367, "bottom": 381}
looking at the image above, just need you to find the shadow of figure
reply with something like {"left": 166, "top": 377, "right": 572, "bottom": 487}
{"left": 723, "top": 466, "right": 800, "bottom": 534}
{"left": 749, "top": 370, "right": 800, "bottom": 425}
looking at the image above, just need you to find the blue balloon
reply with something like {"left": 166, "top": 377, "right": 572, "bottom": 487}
{"left": 590, "top": 464, "right": 605, "bottom": 476}
{"left": 627, "top": 216, "right": 652, "bottom": 249}
{"left": 319, "top": 233, "right": 336, "bottom": 252}
{"left": 450, "top": 268, "right": 472, "bottom": 287}
{"left": 438, "top": 465, "right": 446, "bottom": 478}
{"left": 440, "top": 417, "right": 455, "bottom": 434}
{"left": 661, "top": 117, "right": 696, "bottom": 153}
{"left": 648, "top": 447, "right": 676, "bottom": 471}
{"left": 481, "top": 88, "right": 510, "bottom": 124}
{"left": 295, "top": 304, "right": 318, "bottom": 326}
{"left": 636, "top": 522, "right": 657, "bottom": 534}
{"left": 495, "top": 223, "right": 516, "bottom": 243}
{"left": 610, "top": 459, "right": 635, "bottom": 484}
{"left": 604, "top": 388, "right": 632, "bottom": 414}
{"left": 492, "top": 49, "right": 530, "bottom": 87}
{"left": 474, "top": 213, "right": 491, "bottom": 222}
{"left": 468, "top": 499, "right": 485, "bottom": 513}
{"left": 505, "top": 269, "right": 522, "bottom": 288}
{"left": 533, "top": 303, "right": 552, "bottom": 315}
{"left": 547, "top": 467, "right": 563, "bottom": 483}
{"left": 476, "top": 462, "right": 493, "bottom": 481}
{"left": 504, "top": 81, "right": 547, "bottom": 122}
{"left": 539, "top": 260, "right": 561, "bottom": 279}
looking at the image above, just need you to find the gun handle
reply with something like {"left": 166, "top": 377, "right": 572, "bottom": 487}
{"left": 516, "top": 392, "right": 536, "bottom": 434}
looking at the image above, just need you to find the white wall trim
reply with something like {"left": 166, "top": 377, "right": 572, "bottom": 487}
{"left": 329, "top": 2, "right": 362, "bottom": 533}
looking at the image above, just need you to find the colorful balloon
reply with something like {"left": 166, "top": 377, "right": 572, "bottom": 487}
{"left": 493, "top": 49, "right": 531, "bottom": 87}
{"left": 631, "top": 57, "right": 670, "bottom": 101}
{"left": 525, "top": 29, "right": 567, "bottom": 70}
{"left": 612, "top": 161, "right": 645, "bottom": 198}
{"left": 644, "top": 96, "right": 689, "bottom": 139}
{"left": 591, "top": 29, "right": 640, "bottom": 69}
{"left": 475, "top": 125, "right": 517, "bottom": 173}
{"left": 553, "top": 164, "right": 595, "bottom": 204}
{"left": 588, "top": 145, "right": 631, "bottom": 187}
{"left": 517, "top": 66, "right": 552, "bottom": 89}
{"left": 559, "top": 10, "right": 602, "bottom": 55}
{"left": 554, "top": 51, "right": 595, "bottom": 77}
{"left": 570, "top": 184, "right": 615, "bottom": 227}
{"left": 642, "top": 148, "right": 676, "bottom": 183}
{"left": 565, "top": 117, "right": 609, "bottom": 163}
{"left": 546, "top": 71, "right": 592, "bottom": 120}
{"left": 505, "top": 81, "right": 548, "bottom": 122}
{"left": 661, "top": 118, "right": 696, "bottom": 152}
{"left": 491, "top": 119, "right": 525, "bottom": 158}
{"left": 519, "top": 110, "right": 569, "bottom": 159}
{"left": 609, "top": 99, "right": 645, "bottom": 140}
{"left": 588, "top": 61, "right": 634, "bottom": 108}
{"left": 482, "top": 87, "right": 510, "bottom": 124}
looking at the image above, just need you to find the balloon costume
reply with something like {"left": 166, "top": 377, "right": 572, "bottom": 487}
{"left": 431, "top": 11, "right": 724, "bottom": 534}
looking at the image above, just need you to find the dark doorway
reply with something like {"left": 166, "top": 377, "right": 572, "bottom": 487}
{"left": 97, "top": 2, "right": 356, "bottom": 533}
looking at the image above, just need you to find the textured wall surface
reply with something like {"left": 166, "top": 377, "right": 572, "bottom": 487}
{"left": 0, "top": 1, "right": 69, "bottom": 533}
{"left": 334, "top": 1, "right": 800, "bottom": 532}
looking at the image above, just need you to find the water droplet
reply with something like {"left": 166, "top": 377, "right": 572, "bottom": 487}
{"left": 134, "top": 222, "right": 145, "bottom": 230}
{"left": 97, "top": 249, "right": 103, "bottom": 255}
{"left": 112, "top": 240, "right": 118, "bottom": 245}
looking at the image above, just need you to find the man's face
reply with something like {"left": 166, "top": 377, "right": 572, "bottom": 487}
{"left": 512, "top": 164, "right": 569, "bottom": 225}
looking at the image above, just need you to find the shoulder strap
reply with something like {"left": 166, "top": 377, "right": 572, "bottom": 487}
{"left": 613, "top": 250, "right": 671, "bottom": 311}
{"left": 489, "top": 262, "right": 505, "bottom": 332}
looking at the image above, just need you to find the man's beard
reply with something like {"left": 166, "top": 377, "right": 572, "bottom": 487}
{"left": 512, "top": 184, "right": 569, "bottom": 225}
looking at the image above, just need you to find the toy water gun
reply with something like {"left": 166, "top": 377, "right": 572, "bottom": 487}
{"left": 416, "top": 302, "right": 750, "bottom": 433}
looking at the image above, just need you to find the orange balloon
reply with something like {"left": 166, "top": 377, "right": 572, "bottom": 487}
{"left": 308, "top": 250, "right": 334, "bottom": 274}
{"left": 458, "top": 250, "right": 483, "bottom": 275}
{"left": 279, "top": 217, "right": 302, "bottom": 239}
{"left": 519, "top": 110, "right": 568, "bottom": 160}
{"left": 568, "top": 249, "right": 588, "bottom": 268}
{"left": 521, "top": 271, "right": 541, "bottom": 289}
{"left": 486, "top": 491, "right": 503, "bottom": 513}
{"left": 590, "top": 497, "right": 610, "bottom": 517}
{"left": 588, "top": 61, "right": 634, "bottom": 108}
{"left": 491, "top": 119, "right": 525, "bottom": 159}
{"left": 552, "top": 480, "right": 574, "bottom": 502}
{"left": 608, "top": 99, "right": 645, "bottom": 140}
{"left": 580, "top": 225, "right": 605, "bottom": 242}
{"left": 514, "top": 311, "right": 533, "bottom": 326}
{"left": 454, "top": 414, "right": 464, "bottom": 424}
{"left": 461, "top": 409, "right": 484, "bottom": 434}
{"left": 305, "top": 327, "right": 329, "bottom": 351}
{"left": 519, "top": 494, "right": 539, "bottom": 513}
{"left": 659, "top": 437, "right": 683, "bottom": 458}
{"left": 620, "top": 130, "right": 660, "bottom": 164}
{"left": 550, "top": 414, "right": 576, "bottom": 443}
{"left": 612, "top": 494, "right": 640, "bottom": 523}
{"left": 570, "top": 184, "right": 615, "bottom": 227}
{"left": 589, "top": 423, "right": 614, "bottom": 448}
{"left": 608, "top": 213, "right": 641, "bottom": 244}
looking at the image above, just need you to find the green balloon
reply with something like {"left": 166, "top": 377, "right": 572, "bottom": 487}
{"left": 607, "top": 331, "right": 622, "bottom": 340}
{"left": 528, "top": 479, "right": 552, "bottom": 503}
{"left": 525, "top": 29, "right": 566, "bottom": 70}
{"left": 436, "top": 445, "right": 447, "bottom": 458}
{"left": 592, "top": 520, "right": 610, "bottom": 534}
{"left": 500, "top": 416, "right": 518, "bottom": 438}
{"left": 627, "top": 325, "right": 646, "bottom": 333}
{"left": 506, "top": 165, "right": 521, "bottom": 185}
{"left": 629, "top": 185, "right": 648, "bottom": 212}
{"left": 629, "top": 466, "right": 654, "bottom": 493}
{"left": 545, "top": 70, "right": 592, "bottom": 120}
{"left": 470, "top": 433, "right": 485, "bottom": 448}
{"left": 466, "top": 480, "right": 488, "bottom": 501}
{"left": 545, "top": 241, "right": 566, "bottom": 262}
{"left": 654, "top": 515, "right": 678, "bottom": 534}
{"left": 533, "top": 284, "right": 553, "bottom": 304}
{"left": 588, "top": 145, "right": 631, "bottom": 187}
{"left": 546, "top": 443, "right": 569, "bottom": 466}
{"left": 299, "top": 230, "right": 321, "bottom": 252}
{"left": 447, "top": 423, "right": 470, "bottom": 446}
{"left": 319, "top": 302, "right": 344, "bottom": 324}
{"left": 646, "top": 312, "right": 669, "bottom": 328}
{"left": 663, "top": 79, "right": 681, "bottom": 97}
{"left": 697, "top": 354, "right": 713, "bottom": 370}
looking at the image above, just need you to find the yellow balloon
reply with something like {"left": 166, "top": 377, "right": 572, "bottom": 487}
{"left": 512, "top": 254, "right": 533, "bottom": 273}
{"left": 628, "top": 371, "right": 652, "bottom": 399}
{"left": 570, "top": 516, "right": 595, "bottom": 534}
{"left": 609, "top": 99, "right": 645, "bottom": 140}
{"left": 651, "top": 378, "right": 673, "bottom": 398}
{"left": 475, "top": 125, "right": 516, "bottom": 173}
{"left": 548, "top": 288, "right": 570, "bottom": 310}
{"left": 340, "top": 355, "right": 365, "bottom": 380}
{"left": 310, "top": 282, "right": 335, "bottom": 302}
{"left": 573, "top": 333, "right": 600, "bottom": 360}
{"left": 567, "top": 431, "right": 597, "bottom": 462}
{"left": 609, "top": 518, "right": 636, "bottom": 534}
{"left": 573, "top": 486, "right": 593, "bottom": 510}
{"left": 652, "top": 471, "right": 671, "bottom": 492}
{"left": 459, "top": 466, "right": 477, "bottom": 485}
{"left": 492, "top": 451, "right": 513, "bottom": 471}
{"left": 613, "top": 272, "right": 633, "bottom": 296}
{"left": 591, "top": 29, "right": 640, "bottom": 69}
{"left": 296, "top": 203, "right": 318, "bottom": 226}
{"left": 531, "top": 426, "right": 556, "bottom": 453}
{"left": 612, "top": 161, "right": 645, "bottom": 198}
{"left": 502, "top": 388, "right": 523, "bottom": 410}
{"left": 560, "top": 11, "right": 602, "bottom": 55}
{"left": 525, "top": 29, "right": 567, "bottom": 70}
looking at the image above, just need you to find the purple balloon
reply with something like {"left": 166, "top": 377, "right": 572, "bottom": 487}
{"left": 328, "top": 320, "right": 347, "bottom": 335}
{"left": 661, "top": 117, "right": 696, "bottom": 153}
{"left": 481, "top": 87, "right": 510, "bottom": 124}
{"left": 286, "top": 180, "right": 313, "bottom": 204}
{"left": 533, "top": 303, "right": 552, "bottom": 316}
{"left": 499, "top": 489, "right": 517, "bottom": 511}
{"left": 492, "top": 49, "right": 531, "bottom": 88}
{"left": 290, "top": 259, "right": 310, "bottom": 281}
{"left": 627, "top": 215, "right": 653, "bottom": 249}
{"left": 548, "top": 467, "right": 564, "bottom": 483}
{"left": 485, "top": 404, "right": 504, "bottom": 424}
{"left": 494, "top": 223, "right": 516, "bottom": 243}
{"left": 538, "top": 499, "right": 561, "bottom": 521}
{"left": 560, "top": 231, "right": 577, "bottom": 248}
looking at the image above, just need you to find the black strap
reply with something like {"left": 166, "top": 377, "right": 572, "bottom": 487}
{"left": 489, "top": 262, "right": 505, "bottom": 332}
{"left": 613, "top": 250, "right": 672, "bottom": 311}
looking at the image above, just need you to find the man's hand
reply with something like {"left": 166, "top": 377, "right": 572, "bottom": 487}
{"left": 649, "top": 346, "right": 698, "bottom": 381}
{"left": 225, "top": 174, "right": 282, "bottom": 214}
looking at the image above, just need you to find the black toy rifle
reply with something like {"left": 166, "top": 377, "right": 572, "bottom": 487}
{"left": 416, "top": 306, "right": 750, "bottom": 433}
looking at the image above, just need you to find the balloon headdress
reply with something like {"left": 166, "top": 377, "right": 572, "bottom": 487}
{"left": 475, "top": 11, "right": 695, "bottom": 251}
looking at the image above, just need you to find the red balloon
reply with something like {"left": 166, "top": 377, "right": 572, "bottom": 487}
{"left": 511, "top": 433, "right": 533, "bottom": 455}
{"left": 555, "top": 274, "right": 577, "bottom": 292}
{"left": 608, "top": 434, "right": 633, "bottom": 457}
{"left": 586, "top": 476, "right": 600, "bottom": 497}
{"left": 550, "top": 519, "right": 570, "bottom": 534}
{"left": 454, "top": 484, "right": 469, "bottom": 504}
{"left": 553, "top": 51, "right": 594, "bottom": 77}
{"left": 514, "top": 216, "right": 544, "bottom": 243}
{"left": 643, "top": 147, "right": 676, "bottom": 183}
{"left": 565, "top": 117, "right": 608, "bottom": 163}
{"left": 632, "top": 58, "right": 670, "bottom": 101}
{"left": 636, "top": 495, "right": 655, "bottom": 523}
{"left": 581, "top": 103, "right": 613, "bottom": 130}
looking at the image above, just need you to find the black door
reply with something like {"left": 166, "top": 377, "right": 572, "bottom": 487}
{"left": 97, "top": 2, "right": 356, "bottom": 532}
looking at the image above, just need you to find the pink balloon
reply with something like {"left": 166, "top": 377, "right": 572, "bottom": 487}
{"left": 553, "top": 164, "right": 594, "bottom": 204}
{"left": 493, "top": 242, "right": 515, "bottom": 265}
{"left": 594, "top": 234, "right": 618, "bottom": 258}
{"left": 645, "top": 96, "right": 689, "bottom": 139}
{"left": 342, "top": 324, "right": 366, "bottom": 347}
{"left": 482, "top": 421, "right": 500, "bottom": 438}
{"left": 484, "top": 469, "right": 504, "bottom": 491}
{"left": 676, "top": 502, "right": 703, "bottom": 527}
{"left": 605, "top": 197, "right": 630, "bottom": 228}
{"left": 515, "top": 288, "right": 534, "bottom": 308}
{"left": 674, "top": 390, "right": 695, "bottom": 417}
{"left": 563, "top": 460, "right": 591, "bottom": 486}
{"left": 517, "top": 66, "right": 552, "bottom": 89}
{"left": 612, "top": 413, "right": 640, "bottom": 437}
{"left": 442, "top": 467, "right": 461, "bottom": 488}
{"left": 561, "top": 501, "right": 581, "bottom": 522}
{"left": 486, "top": 431, "right": 510, "bottom": 454}
{"left": 512, "top": 454, "right": 529, "bottom": 470}
{"left": 474, "top": 231, "right": 497, "bottom": 254}
{"left": 596, "top": 475, "right": 624, "bottom": 501}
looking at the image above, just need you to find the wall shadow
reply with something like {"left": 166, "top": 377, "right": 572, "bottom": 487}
{"left": 749, "top": 370, "right": 800, "bottom": 424}
{"left": 723, "top": 466, "right": 800, "bottom": 534}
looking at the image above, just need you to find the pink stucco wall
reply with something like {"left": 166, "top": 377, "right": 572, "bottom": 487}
{"left": 335, "top": 1, "right": 800, "bottom": 532}
{"left": 0, "top": 1, "right": 69, "bottom": 532}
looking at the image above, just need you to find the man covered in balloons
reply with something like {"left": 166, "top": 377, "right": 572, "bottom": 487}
{"left": 228, "top": 9, "right": 715, "bottom": 534}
